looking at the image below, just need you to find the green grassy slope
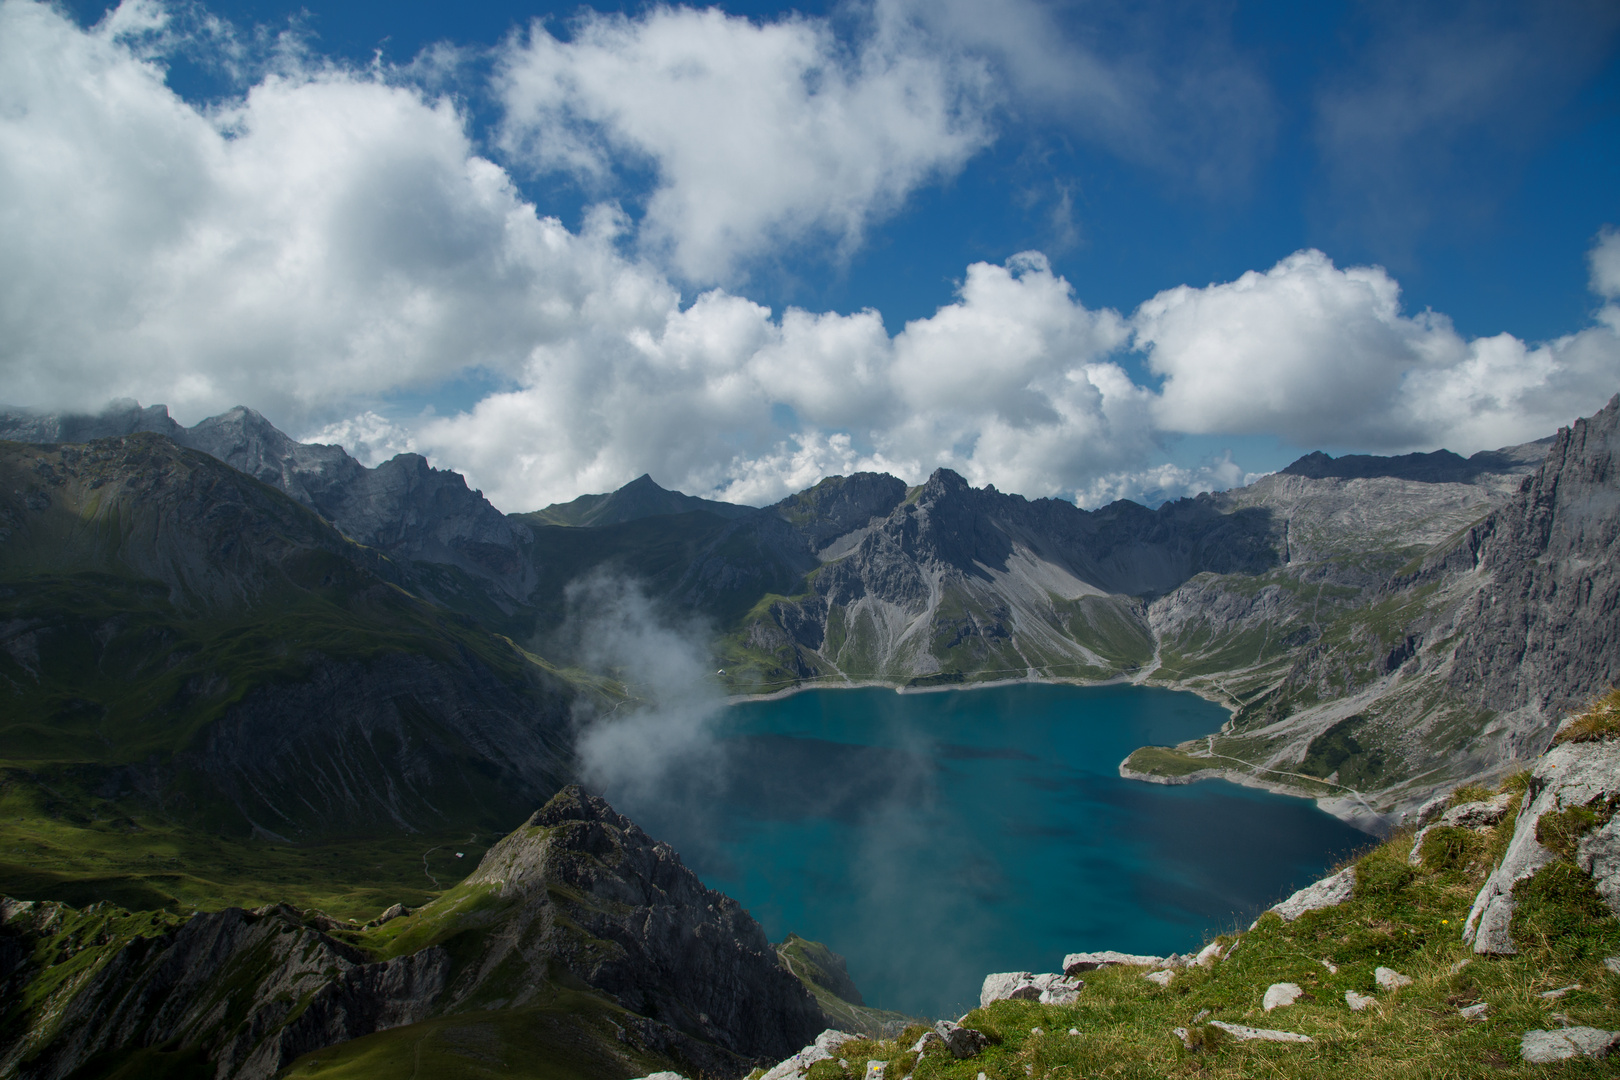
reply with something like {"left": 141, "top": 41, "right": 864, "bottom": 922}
{"left": 0, "top": 436, "right": 596, "bottom": 915}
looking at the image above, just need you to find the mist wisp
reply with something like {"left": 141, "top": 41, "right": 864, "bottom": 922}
{"left": 559, "top": 573, "right": 733, "bottom": 857}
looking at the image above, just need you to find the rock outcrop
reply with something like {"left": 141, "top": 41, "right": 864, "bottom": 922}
{"left": 454, "top": 786, "right": 824, "bottom": 1064}
{"left": 1463, "top": 735, "right": 1620, "bottom": 954}
{"left": 0, "top": 901, "right": 449, "bottom": 1080}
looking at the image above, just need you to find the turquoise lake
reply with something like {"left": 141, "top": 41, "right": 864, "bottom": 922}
{"left": 602, "top": 683, "right": 1369, "bottom": 1020}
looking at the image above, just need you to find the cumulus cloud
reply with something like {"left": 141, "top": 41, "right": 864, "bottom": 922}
{"left": 5, "top": 0, "right": 1619, "bottom": 518}
{"left": 1135, "top": 247, "right": 1620, "bottom": 454}
{"left": 1591, "top": 227, "right": 1620, "bottom": 301}
{"left": 0, "top": 0, "right": 675, "bottom": 422}
{"left": 495, "top": 3, "right": 993, "bottom": 283}
{"left": 410, "top": 250, "right": 1138, "bottom": 509}
{"left": 1077, "top": 454, "right": 1267, "bottom": 511}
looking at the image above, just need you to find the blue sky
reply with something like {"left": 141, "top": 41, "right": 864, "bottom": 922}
{"left": 8, "top": 0, "right": 1620, "bottom": 509}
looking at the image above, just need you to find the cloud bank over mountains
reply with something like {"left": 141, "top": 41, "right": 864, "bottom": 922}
{"left": 3, "top": 0, "right": 1619, "bottom": 511}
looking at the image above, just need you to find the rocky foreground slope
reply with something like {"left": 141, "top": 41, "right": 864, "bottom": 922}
{"left": 0, "top": 787, "right": 824, "bottom": 1080}
{"left": 748, "top": 698, "right": 1620, "bottom": 1079}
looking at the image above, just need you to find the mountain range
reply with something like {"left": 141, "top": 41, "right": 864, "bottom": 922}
{"left": 2, "top": 393, "right": 1618, "bottom": 1077}
{"left": 6, "top": 395, "right": 1614, "bottom": 835}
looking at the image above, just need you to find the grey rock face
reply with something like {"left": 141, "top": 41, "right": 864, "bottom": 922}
{"left": 184, "top": 407, "right": 536, "bottom": 602}
{"left": 1578, "top": 813, "right": 1620, "bottom": 917}
{"left": 0, "top": 399, "right": 183, "bottom": 444}
{"left": 1464, "top": 738, "right": 1620, "bottom": 953}
{"left": 1446, "top": 394, "right": 1620, "bottom": 721}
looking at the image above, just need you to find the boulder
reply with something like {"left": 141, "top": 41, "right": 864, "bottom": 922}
{"left": 1207, "top": 1021, "right": 1313, "bottom": 1044}
{"left": 1062, "top": 951, "right": 1166, "bottom": 974}
{"left": 1261, "top": 867, "right": 1356, "bottom": 925}
{"left": 1520, "top": 1028, "right": 1620, "bottom": 1063}
{"left": 1344, "top": 990, "right": 1374, "bottom": 1012}
{"left": 1374, "top": 967, "right": 1412, "bottom": 991}
{"left": 1194, "top": 941, "right": 1226, "bottom": 967}
{"left": 910, "top": 1032, "right": 942, "bottom": 1055}
{"left": 373, "top": 903, "right": 409, "bottom": 925}
{"left": 1262, "top": 983, "right": 1303, "bottom": 1011}
{"left": 1143, "top": 970, "right": 1174, "bottom": 987}
{"left": 980, "top": 972, "right": 1038, "bottom": 1007}
{"left": 759, "top": 1030, "right": 859, "bottom": 1080}
{"left": 933, "top": 1021, "right": 989, "bottom": 1060}
{"left": 1442, "top": 793, "right": 1516, "bottom": 829}
{"left": 978, "top": 972, "right": 1081, "bottom": 1008}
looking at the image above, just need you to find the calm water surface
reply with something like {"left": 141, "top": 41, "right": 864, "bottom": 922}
{"left": 605, "top": 683, "right": 1368, "bottom": 1019}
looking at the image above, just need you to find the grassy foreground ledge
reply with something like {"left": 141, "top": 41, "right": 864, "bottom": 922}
{"left": 759, "top": 767, "right": 1620, "bottom": 1078}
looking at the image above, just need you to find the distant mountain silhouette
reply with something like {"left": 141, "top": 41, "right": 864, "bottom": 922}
{"left": 1279, "top": 439, "right": 1551, "bottom": 483}
{"left": 531, "top": 472, "right": 756, "bottom": 527}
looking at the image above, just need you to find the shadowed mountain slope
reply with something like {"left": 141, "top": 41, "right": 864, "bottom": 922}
{"left": 0, "top": 787, "right": 822, "bottom": 1080}
{"left": 0, "top": 434, "right": 583, "bottom": 911}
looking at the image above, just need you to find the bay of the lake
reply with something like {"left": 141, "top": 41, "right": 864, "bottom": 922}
{"left": 602, "top": 683, "right": 1369, "bottom": 1020}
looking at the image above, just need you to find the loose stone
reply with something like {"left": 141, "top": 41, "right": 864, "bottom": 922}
{"left": 1143, "top": 969, "right": 1174, "bottom": 987}
{"left": 933, "top": 1021, "right": 989, "bottom": 1060}
{"left": 1208, "top": 1021, "right": 1313, "bottom": 1044}
{"left": 1520, "top": 1028, "right": 1620, "bottom": 1063}
{"left": 1459, "top": 1003, "right": 1488, "bottom": 1021}
{"left": 1374, "top": 966, "right": 1413, "bottom": 991}
{"left": 1263, "top": 983, "right": 1304, "bottom": 1012}
{"left": 1344, "top": 990, "right": 1375, "bottom": 1012}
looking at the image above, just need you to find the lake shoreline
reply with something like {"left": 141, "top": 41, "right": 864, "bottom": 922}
{"left": 723, "top": 676, "right": 1390, "bottom": 835}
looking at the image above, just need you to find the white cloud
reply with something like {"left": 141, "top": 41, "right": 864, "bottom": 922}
{"left": 494, "top": 3, "right": 993, "bottom": 283}
{"left": 0, "top": 0, "right": 675, "bottom": 423}
{"left": 302, "top": 411, "right": 417, "bottom": 467}
{"left": 1077, "top": 455, "right": 1267, "bottom": 511}
{"left": 5, "top": 1, "right": 1618, "bottom": 520}
{"left": 411, "top": 251, "right": 1137, "bottom": 510}
{"left": 1591, "top": 226, "right": 1620, "bottom": 301}
{"left": 1135, "top": 247, "right": 1620, "bottom": 454}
